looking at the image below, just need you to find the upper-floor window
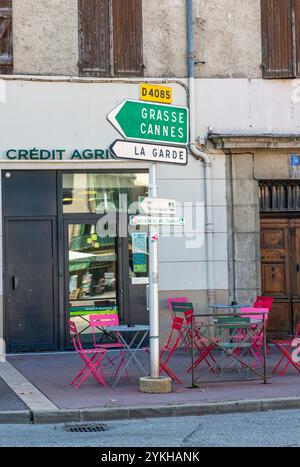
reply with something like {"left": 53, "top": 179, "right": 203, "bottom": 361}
{"left": 261, "top": 0, "right": 300, "bottom": 78}
{"left": 78, "top": 0, "right": 143, "bottom": 77}
{"left": 0, "top": 0, "right": 12, "bottom": 74}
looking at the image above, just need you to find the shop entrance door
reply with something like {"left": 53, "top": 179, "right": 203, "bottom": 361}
{"left": 64, "top": 218, "right": 149, "bottom": 348}
{"left": 64, "top": 219, "right": 119, "bottom": 347}
{"left": 5, "top": 219, "right": 57, "bottom": 352}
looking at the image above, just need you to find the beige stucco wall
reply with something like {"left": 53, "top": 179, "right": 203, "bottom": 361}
{"left": 12, "top": 0, "right": 78, "bottom": 76}
{"left": 143, "top": 0, "right": 262, "bottom": 78}
{"left": 142, "top": 0, "right": 187, "bottom": 78}
{"left": 193, "top": 0, "right": 262, "bottom": 79}
{"left": 11, "top": 0, "right": 262, "bottom": 78}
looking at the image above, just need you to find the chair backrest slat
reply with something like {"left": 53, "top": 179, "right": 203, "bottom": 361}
{"left": 167, "top": 297, "right": 188, "bottom": 318}
{"left": 240, "top": 307, "right": 269, "bottom": 321}
{"left": 254, "top": 296, "right": 273, "bottom": 310}
{"left": 69, "top": 320, "right": 83, "bottom": 352}
{"left": 164, "top": 316, "right": 184, "bottom": 350}
{"left": 89, "top": 313, "right": 119, "bottom": 328}
{"left": 172, "top": 302, "right": 194, "bottom": 314}
{"left": 215, "top": 316, "right": 251, "bottom": 328}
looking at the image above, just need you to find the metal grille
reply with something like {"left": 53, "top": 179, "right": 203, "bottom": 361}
{"left": 259, "top": 181, "right": 300, "bottom": 212}
{"left": 64, "top": 423, "right": 108, "bottom": 433}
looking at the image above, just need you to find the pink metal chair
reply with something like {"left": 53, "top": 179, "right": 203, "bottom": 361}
{"left": 89, "top": 314, "right": 128, "bottom": 380}
{"left": 69, "top": 320, "right": 107, "bottom": 389}
{"left": 272, "top": 323, "right": 300, "bottom": 376}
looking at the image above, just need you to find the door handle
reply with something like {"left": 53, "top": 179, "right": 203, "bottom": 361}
{"left": 12, "top": 276, "right": 19, "bottom": 290}
{"left": 297, "top": 264, "right": 300, "bottom": 273}
{"left": 146, "top": 285, "right": 149, "bottom": 311}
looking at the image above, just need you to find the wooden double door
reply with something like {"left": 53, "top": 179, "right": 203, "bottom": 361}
{"left": 261, "top": 218, "right": 300, "bottom": 338}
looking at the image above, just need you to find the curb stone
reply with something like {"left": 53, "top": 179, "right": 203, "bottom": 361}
{"left": 2, "top": 397, "right": 300, "bottom": 424}
{"left": 0, "top": 410, "right": 31, "bottom": 424}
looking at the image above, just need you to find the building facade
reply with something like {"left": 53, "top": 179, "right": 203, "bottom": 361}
{"left": 0, "top": 0, "right": 298, "bottom": 355}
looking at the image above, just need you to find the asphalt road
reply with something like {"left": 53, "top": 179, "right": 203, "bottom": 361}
{"left": 0, "top": 409, "right": 299, "bottom": 447}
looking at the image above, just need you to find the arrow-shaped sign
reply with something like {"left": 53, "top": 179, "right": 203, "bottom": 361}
{"left": 130, "top": 215, "right": 185, "bottom": 226}
{"left": 107, "top": 100, "right": 188, "bottom": 146}
{"left": 109, "top": 140, "right": 187, "bottom": 165}
{"left": 140, "top": 197, "right": 176, "bottom": 216}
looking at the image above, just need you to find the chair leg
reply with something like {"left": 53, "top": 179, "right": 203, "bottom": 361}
{"left": 112, "top": 350, "right": 129, "bottom": 379}
{"left": 73, "top": 354, "right": 108, "bottom": 389}
{"left": 159, "top": 359, "right": 182, "bottom": 384}
{"left": 70, "top": 354, "right": 98, "bottom": 386}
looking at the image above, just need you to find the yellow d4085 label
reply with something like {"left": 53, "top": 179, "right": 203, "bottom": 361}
{"left": 140, "top": 83, "right": 173, "bottom": 104}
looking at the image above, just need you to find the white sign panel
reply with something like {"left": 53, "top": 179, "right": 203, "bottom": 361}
{"left": 130, "top": 215, "right": 185, "bottom": 226}
{"left": 140, "top": 197, "right": 176, "bottom": 216}
{"left": 109, "top": 140, "right": 187, "bottom": 165}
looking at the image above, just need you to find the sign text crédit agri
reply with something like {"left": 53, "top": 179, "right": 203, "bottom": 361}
{"left": 3, "top": 148, "right": 111, "bottom": 160}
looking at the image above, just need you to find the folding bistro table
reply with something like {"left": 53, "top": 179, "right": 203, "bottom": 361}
{"left": 208, "top": 303, "right": 251, "bottom": 313}
{"left": 102, "top": 324, "right": 150, "bottom": 387}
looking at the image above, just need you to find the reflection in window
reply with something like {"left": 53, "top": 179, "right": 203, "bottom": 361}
{"left": 68, "top": 223, "right": 117, "bottom": 346}
{"left": 63, "top": 172, "right": 148, "bottom": 213}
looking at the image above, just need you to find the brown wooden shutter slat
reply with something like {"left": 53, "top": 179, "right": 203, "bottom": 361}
{"left": 0, "top": 0, "right": 12, "bottom": 74}
{"left": 261, "top": 0, "right": 295, "bottom": 78}
{"left": 78, "top": 0, "right": 111, "bottom": 77}
{"left": 295, "top": 0, "right": 300, "bottom": 75}
{"left": 112, "top": 0, "right": 143, "bottom": 77}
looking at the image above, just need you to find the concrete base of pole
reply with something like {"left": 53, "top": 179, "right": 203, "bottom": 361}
{"left": 139, "top": 376, "right": 172, "bottom": 394}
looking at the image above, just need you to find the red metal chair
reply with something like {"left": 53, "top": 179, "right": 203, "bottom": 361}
{"left": 169, "top": 300, "right": 195, "bottom": 352}
{"left": 254, "top": 296, "right": 273, "bottom": 309}
{"left": 167, "top": 297, "right": 188, "bottom": 319}
{"left": 148, "top": 316, "right": 185, "bottom": 384}
{"left": 271, "top": 323, "right": 300, "bottom": 376}
{"left": 253, "top": 296, "right": 273, "bottom": 354}
{"left": 89, "top": 314, "right": 128, "bottom": 380}
{"left": 238, "top": 307, "right": 269, "bottom": 366}
{"left": 184, "top": 308, "right": 218, "bottom": 372}
{"left": 69, "top": 320, "right": 107, "bottom": 389}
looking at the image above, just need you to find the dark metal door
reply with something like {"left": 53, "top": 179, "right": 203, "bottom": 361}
{"left": 5, "top": 219, "right": 57, "bottom": 352}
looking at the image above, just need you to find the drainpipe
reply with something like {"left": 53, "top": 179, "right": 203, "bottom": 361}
{"left": 187, "top": 0, "right": 215, "bottom": 306}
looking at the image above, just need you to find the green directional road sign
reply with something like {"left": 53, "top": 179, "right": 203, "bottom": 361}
{"left": 107, "top": 100, "right": 188, "bottom": 146}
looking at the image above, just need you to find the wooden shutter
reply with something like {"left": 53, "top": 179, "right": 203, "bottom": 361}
{"left": 295, "top": 0, "right": 300, "bottom": 75}
{"left": 0, "top": 0, "right": 12, "bottom": 74}
{"left": 78, "top": 0, "right": 111, "bottom": 77}
{"left": 112, "top": 0, "right": 143, "bottom": 77}
{"left": 261, "top": 0, "right": 295, "bottom": 78}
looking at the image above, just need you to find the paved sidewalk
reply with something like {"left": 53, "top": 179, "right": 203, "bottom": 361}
{"left": 0, "top": 376, "right": 26, "bottom": 411}
{"left": 0, "top": 346, "right": 299, "bottom": 423}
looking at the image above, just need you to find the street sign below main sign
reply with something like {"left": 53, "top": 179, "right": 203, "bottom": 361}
{"left": 107, "top": 100, "right": 188, "bottom": 146}
{"left": 110, "top": 140, "right": 187, "bottom": 165}
{"left": 141, "top": 197, "right": 176, "bottom": 216}
{"left": 130, "top": 215, "right": 185, "bottom": 226}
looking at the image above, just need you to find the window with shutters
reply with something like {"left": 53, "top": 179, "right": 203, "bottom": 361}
{"left": 78, "top": 0, "right": 143, "bottom": 77}
{"left": 261, "top": 0, "right": 300, "bottom": 78}
{"left": 0, "top": 0, "right": 12, "bottom": 74}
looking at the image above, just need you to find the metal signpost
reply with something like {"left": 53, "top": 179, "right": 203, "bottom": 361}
{"left": 107, "top": 86, "right": 188, "bottom": 389}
